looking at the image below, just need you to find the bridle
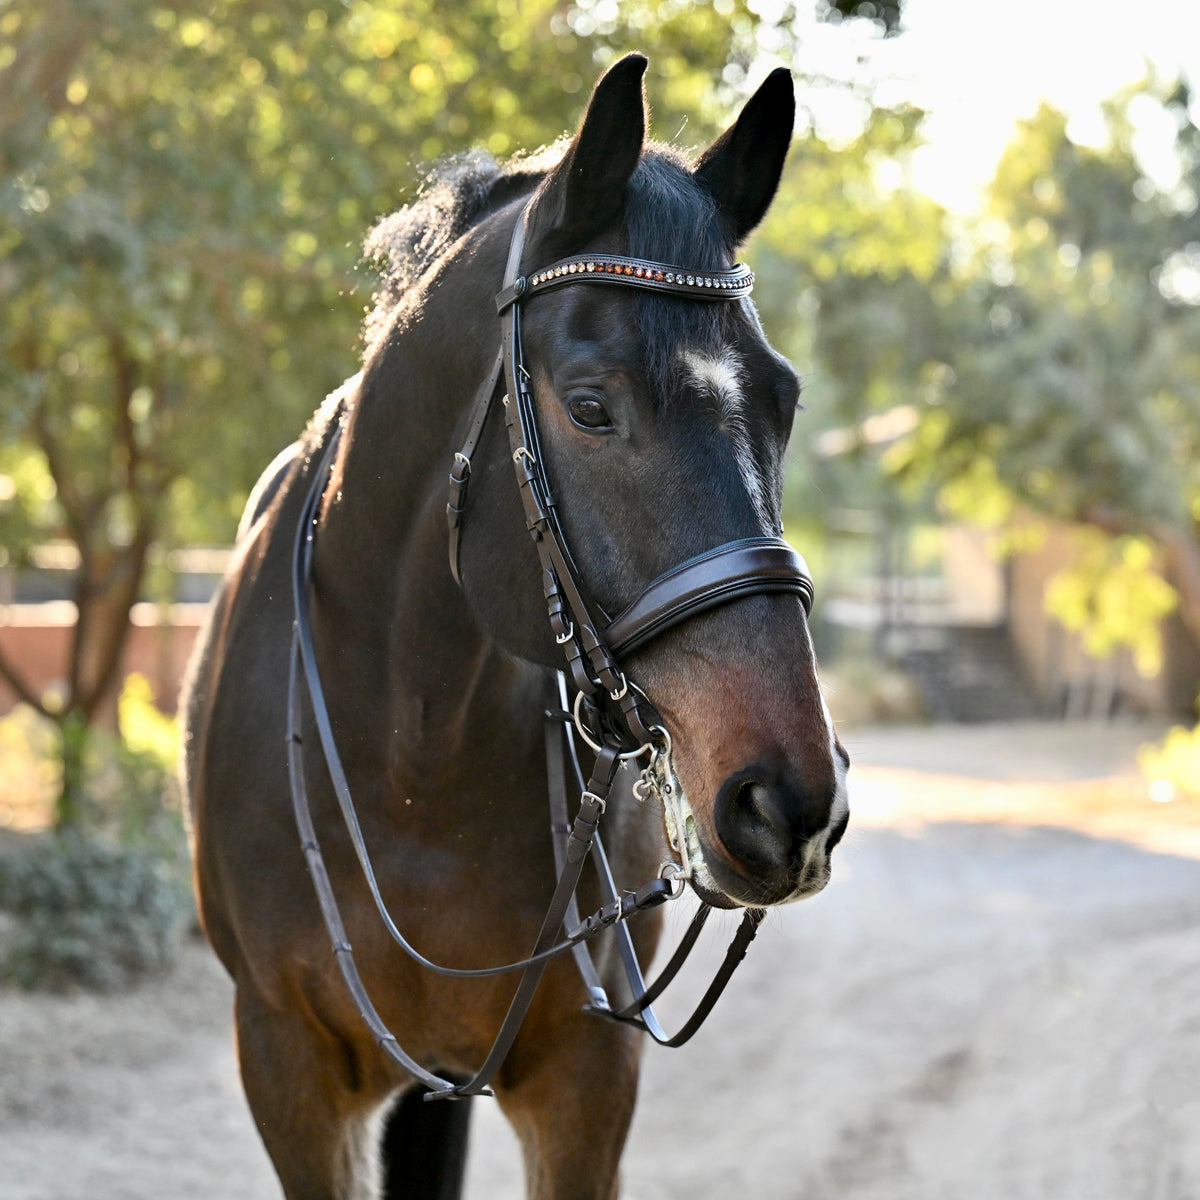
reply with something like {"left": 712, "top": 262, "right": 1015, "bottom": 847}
{"left": 287, "top": 199, "right": 817, "bottom": 1101}
{"left": 449, "top": 214, "right": 813, "bottom": 722}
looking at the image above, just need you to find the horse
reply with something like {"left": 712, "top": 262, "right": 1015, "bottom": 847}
{"left": 182, "top": 54, "right": 850, "bottom": 1200}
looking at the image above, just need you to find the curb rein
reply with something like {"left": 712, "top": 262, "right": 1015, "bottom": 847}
{"left": 287, "top": 203, "right": 817, "bottom": 1101}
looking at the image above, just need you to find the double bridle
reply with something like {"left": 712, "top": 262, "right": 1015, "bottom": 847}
{"left": 288, "top": 201, "right": 816, "bottom": 1101}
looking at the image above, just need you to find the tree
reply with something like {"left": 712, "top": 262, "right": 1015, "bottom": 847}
{"left": 888, "top": 83, "right": 1200, "bottom": 671}
{"left": 1, "top": 0, "right": 838, "bottom": 824}
{"left": 743, "top": 76, "right": 1200, "bottom": 697}
{"left": 750, "top": 101, "right": 948, "bottom": 544}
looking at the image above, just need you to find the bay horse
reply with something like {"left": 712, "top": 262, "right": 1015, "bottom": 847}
{"left": 183, "top": 54, "right": 849, "bottom": 1200}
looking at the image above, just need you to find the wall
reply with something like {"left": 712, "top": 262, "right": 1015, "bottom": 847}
{"left": 0, "top": 603, "right": 209, "bottom": 719}
{"left": 1007, "top": 521, "right": 1200, "bottom": 718}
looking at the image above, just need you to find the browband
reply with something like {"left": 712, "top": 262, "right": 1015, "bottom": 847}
{"left": 496, "top": 254, "right": 755, "bottom": 312}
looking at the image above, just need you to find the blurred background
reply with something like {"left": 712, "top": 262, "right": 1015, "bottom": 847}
{"left": 1, "top": 1, "right": 1200, "bottom": 1196}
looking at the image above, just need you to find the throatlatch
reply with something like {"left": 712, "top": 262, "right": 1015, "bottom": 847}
{"left": 287, "top": 195, "right": 818, "bottom": 1102}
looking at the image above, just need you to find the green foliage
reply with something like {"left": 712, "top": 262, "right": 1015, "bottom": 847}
{"left": 0, "top": 674, "right": 189, "bottom": 992}
{"left": 818, "top": 81, "right": 1200, "bottom": 675}
{"left": 70, "top": 675, "right": 186, "bottom": 858}
{"left": 0, "top": 0, "right": 815, "bottom": 803}
{"left": 825, "top": 0, "right": 902, "bottom": 33}
{"left": 1140, "top": 718, "right": 1200, "bottom": 800}
{"left": 750, "top": 103, "right": 952, "bottom": 537}
{"left": 907, "top": 86, "right": 1200, "bottom": 533}
{"left": 0, "top": 703, "right": 58, "bottom": 821}
{"left": 762, "top": 105, "right": 945, "bottom": 289}
{"left": 0, "top": 0, "right": 908, "bottom": 558}
{"left": 1044, "top": 530, "right": 1177, "bottom": 676}
{"left": 6, "top": 0, "right": 1191, "bottom": 699}
{"left": 1, "top": 673, "right": 187, "bottom": 863}
{"left": 116, "top": 672, "right": 180, "bottom": 794}
{"left": 0, "top": 0, "right": 802, "bottom": 553}
{"left": 0, "top": 828, "right": 192, "bottom": 991}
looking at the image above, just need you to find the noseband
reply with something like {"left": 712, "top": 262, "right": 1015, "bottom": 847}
{"left": 287, "top": 200, "right": 818, "bottom": 1103}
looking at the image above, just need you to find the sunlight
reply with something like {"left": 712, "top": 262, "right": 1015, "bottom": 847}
{"left": 782, "top": 0, "right": 1200, "bottom": 212}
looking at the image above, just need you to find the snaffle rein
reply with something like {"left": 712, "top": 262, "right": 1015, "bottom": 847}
{"left": 286, "top": 200, "right": 816, "bottom": 1100}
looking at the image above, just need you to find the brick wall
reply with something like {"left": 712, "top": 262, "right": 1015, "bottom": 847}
{"left": 0, "top": 603, "right": 209, "bottom": 719}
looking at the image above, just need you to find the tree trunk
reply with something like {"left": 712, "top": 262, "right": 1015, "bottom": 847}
{"left": 55, "top": 710, "right": 89, "bottom": 829}
{"left": 71, "top": 532, "right": 153, "bottom": 732}
{"left": 1158, "top": 526, "right": 1200, "bottom": 657}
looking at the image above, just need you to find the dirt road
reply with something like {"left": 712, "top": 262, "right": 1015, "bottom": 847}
{"left": 3, "top": 721, "right": 1198, "bottom": 1200}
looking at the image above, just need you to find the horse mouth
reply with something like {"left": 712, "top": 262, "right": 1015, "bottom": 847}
{"left": 664, "top": 785, "right": 832, "bottom": 910}
{"left": 663, "top": 786, "right": 739, "bottom": 909}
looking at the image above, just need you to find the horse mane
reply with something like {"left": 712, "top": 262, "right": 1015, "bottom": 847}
{"left": 361, "top": 142, "right": 737, "bottom": 395}
{"left": 361, "top": 149, "right": 551, "bottom": 354}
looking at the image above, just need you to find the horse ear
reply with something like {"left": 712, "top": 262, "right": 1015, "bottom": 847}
{"left": 530, "top": 54, "right": 647, "bottom": 244}
{"left": 694, "top": 68, "right": 795, "bottom": 244}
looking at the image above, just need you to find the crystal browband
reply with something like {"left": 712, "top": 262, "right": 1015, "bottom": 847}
{"left": 497, "top": 254, "right": 755, "bottom": 311}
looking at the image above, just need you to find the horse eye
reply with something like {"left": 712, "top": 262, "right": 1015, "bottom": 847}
{"left": 567, "top": 393, "right": 612, "bottom": 430}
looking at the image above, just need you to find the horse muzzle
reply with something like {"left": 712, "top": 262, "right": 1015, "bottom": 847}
{"left": 671, "top": 761, "right": 849, "bottom": 909}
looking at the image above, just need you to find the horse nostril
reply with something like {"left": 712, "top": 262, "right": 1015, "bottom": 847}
{"left": 732, "top": 780, "right": 790, "bottom": 844}
{"left": 710, "top": 767, "right": 841, "bottom": 903}
{"left": 715, "top": 775, "right": 797, "bottom": 876}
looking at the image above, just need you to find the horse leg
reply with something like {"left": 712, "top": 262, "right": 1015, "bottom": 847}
{"left": 497, "top": 1016, "right": 643, "bottom": 1200}
{"left": 379, "top": 1086, "right": 473, "bottom": 1200}
{"left": 234, "top": 984, "right": 386, "bottom": 1200}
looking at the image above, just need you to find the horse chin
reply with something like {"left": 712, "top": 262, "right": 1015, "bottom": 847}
{"left": 685, "top": 872, "right": 743, "bottom": 911}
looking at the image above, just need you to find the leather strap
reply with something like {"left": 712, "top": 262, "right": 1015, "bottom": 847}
{"left": 496, "top": 254, "right": 754, "bottom": 311}
{"left": 446, "top": 348, "right": 504, "bottom": 586}
{"left": 288, "top": 408, "right": 675, "bottom": 1100}
{"left": 496, "top": 218, "right": 650, "bottom": 733}
{"left": 604, "top": 537, "right": 814, "bottom": 657}
{"left": 549, "top": 676, "right": 769, "bottom": 1049}
{"left": 288, "top": 200, "right": 800, "bottom": 1101}
{"left": 454, "top": 217, "right": 816, "bottom": 696}
{"left": 448, "top": 220, "right": 532, "bottom": 585}
{"left": 432, "top": 744, "right": 622, "bottom": 1098}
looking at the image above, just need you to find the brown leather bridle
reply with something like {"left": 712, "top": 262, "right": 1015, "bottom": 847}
{"left": 286, "top": 201, "right": 818, "bottom": 1101}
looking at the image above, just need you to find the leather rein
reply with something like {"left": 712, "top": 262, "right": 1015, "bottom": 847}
{"left": 287, "top": 202, "right": 816, "bottom": 1101}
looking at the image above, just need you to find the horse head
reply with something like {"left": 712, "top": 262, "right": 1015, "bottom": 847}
{"left": 456, "top": 55, "right": 849, "bottom": 910}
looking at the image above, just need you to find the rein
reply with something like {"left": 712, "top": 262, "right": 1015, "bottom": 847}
{"left": 287, "top": 200, "right": 816, "bottom": 1102}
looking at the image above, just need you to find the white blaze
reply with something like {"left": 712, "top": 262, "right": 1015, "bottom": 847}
{"left": 678, "top": 347, "right": 771, "bottom": 531}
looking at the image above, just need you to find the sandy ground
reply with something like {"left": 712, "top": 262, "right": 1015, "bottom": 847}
{"left": 3, "top": 720, "right": 1200, "bottom": 1200}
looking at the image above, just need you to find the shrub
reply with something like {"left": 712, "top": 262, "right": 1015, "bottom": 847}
{"left": 0, "top": 704, "right": 59, "bottom": 828}
{"left": 1140, "top": 721, "right": 1200, "bottom": 802}
{"left": 0, "top": 829, "right": 193, "bottom": 992}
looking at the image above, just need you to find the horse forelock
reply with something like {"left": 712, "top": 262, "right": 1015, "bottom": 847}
{"left": 625, "top": 149, "right": 741, "bottom": 407}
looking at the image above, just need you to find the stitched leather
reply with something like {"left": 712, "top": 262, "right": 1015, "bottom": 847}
{"left": 603, "top": 537, "right": 814, "bottom": 657}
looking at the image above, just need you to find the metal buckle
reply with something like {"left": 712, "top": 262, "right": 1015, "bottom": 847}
{"left": 581, "top": 789, "right": 607, "bottom": 815}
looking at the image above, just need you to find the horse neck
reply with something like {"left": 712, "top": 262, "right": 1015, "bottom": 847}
{"left": 309, "top": 232, "right": 538, "bottom": 771}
